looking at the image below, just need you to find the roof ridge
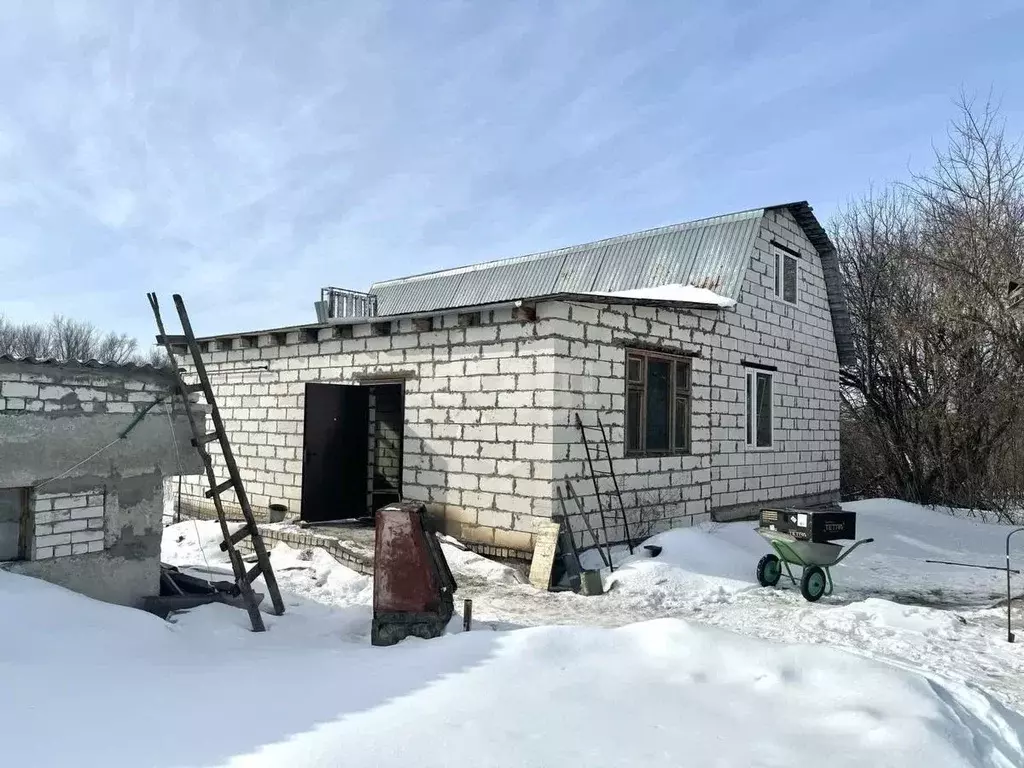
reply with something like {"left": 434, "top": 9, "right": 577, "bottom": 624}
{"left": 371, "top": 206, "right": 767, "bottom": 289}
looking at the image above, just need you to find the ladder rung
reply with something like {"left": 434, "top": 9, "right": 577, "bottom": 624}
{"left": 157, "top": 334, "right": 189, "bottom": 345}
{"left": 183, "top": 383, "right": 206, "bottom": 395}
{"left": 193, "top": 431, "right": 220, "bottom": 447}
{"left": 205, "top": 478, "right": 236, "bottom": 498}
{"left": 244, "top": 561, "right": 263, "bottom": 584}
{"left": 219, "top": 524, "right": 252, "bottom": 551}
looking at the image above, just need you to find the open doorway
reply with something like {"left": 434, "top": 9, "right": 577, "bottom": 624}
{"left": 367, "top": 382, "right": 404, "bottom": 513}
{"left": 300, "top": 381, "right": 405, "bottom": 523}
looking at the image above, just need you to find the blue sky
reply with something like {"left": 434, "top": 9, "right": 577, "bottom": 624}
{"left": 1, "top": 1, "right": 1023, "bottom": 345}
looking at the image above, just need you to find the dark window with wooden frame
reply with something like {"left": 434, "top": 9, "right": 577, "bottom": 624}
{"left": 0, "top": 488, "right": 30, "bottom": 562}
{"left": 625, "top": 350, "right": 691, "bottom": 455}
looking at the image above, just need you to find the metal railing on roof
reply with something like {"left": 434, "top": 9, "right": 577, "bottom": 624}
{"left": 316, "top": 287, "right": 378, "bottom": 322}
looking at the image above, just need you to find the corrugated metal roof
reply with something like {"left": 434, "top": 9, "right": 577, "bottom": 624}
{"left": 370, "top": 209, "right": 764, "bottom": 315}
{"left": 0, "top": 354, "right": 174, "bottom": 379}
{"left": 366, "top": 202, "right": 854, "bottom": 367}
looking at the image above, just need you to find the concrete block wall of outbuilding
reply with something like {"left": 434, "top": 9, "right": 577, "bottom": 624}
{"left": 0, "top": 359, "right": 201, "bottom": 606}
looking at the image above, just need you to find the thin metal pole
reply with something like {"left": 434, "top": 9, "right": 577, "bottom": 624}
{"left": 1008, "top": 527, "right": 1024, "bottom": 642}
{"left": 597, "top": 415, "right": 633, "bottom": 554}
{"left": 925, "top": 558, "right": 1020, "bottom": 574}
{"left": 563, "top": 482, "right": 610, "bottom": 568}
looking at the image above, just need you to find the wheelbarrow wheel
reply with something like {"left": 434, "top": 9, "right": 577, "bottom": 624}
{"left": 800, "top": 565, "right": 827, "bottom": 602}
{"left": 756, "top": 553, "right": 782, "bottom": 587}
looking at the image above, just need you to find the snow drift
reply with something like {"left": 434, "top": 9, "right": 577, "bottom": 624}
{"left": 3, "top": 551, "right": 1024, "bottom": 766}
{"left": 605, "top": 499, "right": 1023, "bottom": 607}
{"left": 6, "top": 518, "right": 1024, "bottom": 768}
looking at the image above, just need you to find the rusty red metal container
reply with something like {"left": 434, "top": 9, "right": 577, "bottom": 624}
{"left": 371, "top": 501, "right": 457, "bottom": 646}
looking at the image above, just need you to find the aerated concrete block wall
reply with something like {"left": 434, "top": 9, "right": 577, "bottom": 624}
{"left": 0, "top": 360, "right": 200, "bottom": 606}
{"left": 545, "top": 207, "right": 840, "bottom": 541}
{"left": 175, "top": 308, "right": 560, "bottom": 556}
{"left": 542, "top": 300, "right": 719, "bottom": 543}
{"left": 709, "top": 208, "right": 840, "bottom": 519}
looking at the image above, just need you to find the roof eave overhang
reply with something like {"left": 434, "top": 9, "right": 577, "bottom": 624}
{"left": 192, "top": 293, "right": 729, "bottom": 344}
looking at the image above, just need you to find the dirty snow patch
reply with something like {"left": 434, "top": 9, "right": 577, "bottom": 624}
{"left": 439, "top": 536, "right": 528, "bottom": 586}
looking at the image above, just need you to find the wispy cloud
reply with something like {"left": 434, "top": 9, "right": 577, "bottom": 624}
{"left": 0, "top": 0, "right": 1022, "bottom": 342}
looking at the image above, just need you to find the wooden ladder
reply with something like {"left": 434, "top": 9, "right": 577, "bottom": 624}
{"left": 575, "top": 412, "right": 634, "bottom": 556}
{"left": 149, "top": 293, "right": 285, "bottom": 632}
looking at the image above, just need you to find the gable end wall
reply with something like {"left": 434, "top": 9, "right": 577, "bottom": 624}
{"left": 542, "top": 207, "right": 840, "bottom": 544}
{"left": 707, "top": 208, "right": 840, "bottom": 518}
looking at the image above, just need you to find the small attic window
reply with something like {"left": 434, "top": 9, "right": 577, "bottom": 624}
{"left": 773, "top": 248, "right": 798, "bottom": 305}
{"left": 372, "top": 322, "right": 392, "bottom": 336}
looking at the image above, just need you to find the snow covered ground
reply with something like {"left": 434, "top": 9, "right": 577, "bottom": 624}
{"left": 3, "top": 498, "right": 1024, "bottom": 766}
{"left": 455, "top": 500, "right": 1024, "bottom": 712}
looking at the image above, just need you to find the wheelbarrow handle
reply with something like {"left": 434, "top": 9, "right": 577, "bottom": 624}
{"left": 831, "top": 536, "right": 874, "bottom": 566}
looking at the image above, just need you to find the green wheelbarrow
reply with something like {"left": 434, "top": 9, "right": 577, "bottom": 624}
{"left": 755, "top": 529, "right": 875, "bottom": 602}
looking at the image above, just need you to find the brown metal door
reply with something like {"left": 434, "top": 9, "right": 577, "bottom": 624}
{"left": 301, "top": 383, "right": 370, "bottom": 522}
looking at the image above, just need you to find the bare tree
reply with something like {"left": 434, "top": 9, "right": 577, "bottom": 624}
{"left": 12, "top": 322, "right": 52, "bottom": 359}
{"left": 141, "top": 345, "right": 174, "bottom": 371}
{"left": 94, "top": 331, "right": 139, "bottom": 365}
{"left": 0, "top": 315, "right": 16, "bottom": 356}
{"left": 836, "top": 96, "right": 1024, "bottom": 519}
{"left": 0, "top": 314, "right": 157, "bottom": 367}
{"left": 912, "top": 93, "right": 1024, "bottom": 362}
{"left": 50, "top": 315, "right": 97, "bottom": 362}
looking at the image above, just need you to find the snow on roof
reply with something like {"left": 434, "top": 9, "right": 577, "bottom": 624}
{"left": 586, "top": 283, "right": 736, "bottom": 307}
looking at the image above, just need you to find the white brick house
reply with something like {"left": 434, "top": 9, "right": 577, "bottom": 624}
{"left": 172, "top": 202, "right": 852, "bottom": 559}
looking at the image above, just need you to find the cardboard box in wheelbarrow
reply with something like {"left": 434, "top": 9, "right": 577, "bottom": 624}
{"left": 759, "top": 508, "right": 856, "bottom": 543}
